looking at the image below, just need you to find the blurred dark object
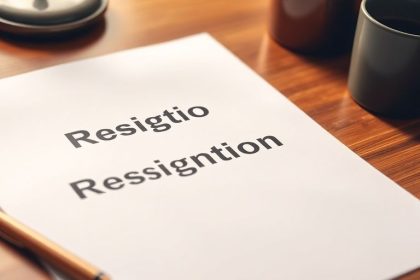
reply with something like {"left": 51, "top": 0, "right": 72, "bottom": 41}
{"left": 0, "top": 0, "right": 107, "bottom": 36}
{"left": 33, "top": 0, "right": 49, "bottom": 11}
{"left": 269, "top": 0, "right": 362, "bottom": 54}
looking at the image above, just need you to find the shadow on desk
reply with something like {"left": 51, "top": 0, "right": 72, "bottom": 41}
{"left": 0, "top": 239, "right": 50, "bottom": 280}
{"left": 1, "top": 19, "right": 106, "bottom": 53}
{"left": 298, "top": 51, "right": 419, "bottom": 142}
{"left": 377, "top": 116, "right": 420, "bottom": 141}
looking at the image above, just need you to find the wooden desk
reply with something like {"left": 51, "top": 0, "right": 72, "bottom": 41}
{"left": 0, "top": 0, "right": 418, "bottom": 279}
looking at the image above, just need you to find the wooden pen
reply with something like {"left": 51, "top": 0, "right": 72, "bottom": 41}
{"left": 0, "top": 210, "right": 110, "bottom": 280}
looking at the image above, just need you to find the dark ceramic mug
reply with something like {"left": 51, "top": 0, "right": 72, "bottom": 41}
{"left": 348, "top": 0, "right": 420, "bottom": 117}
{"left": 269, "top": 0, "right": 361, "bottom": 53}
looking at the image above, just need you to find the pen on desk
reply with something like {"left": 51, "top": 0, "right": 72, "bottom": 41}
{"left": 0, "top": 210, "right": 110, "bottom": 280}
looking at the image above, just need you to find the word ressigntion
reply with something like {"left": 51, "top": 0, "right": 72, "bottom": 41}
{"left": 64, "top": 105, "right": 209, "bottom": 148}
{"left": 69, "top": 135, "right": 284, "bottom": 199}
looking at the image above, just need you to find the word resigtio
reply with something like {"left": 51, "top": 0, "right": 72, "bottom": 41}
{"left": 65, "top": 105, "right": 209, "bottom": 148}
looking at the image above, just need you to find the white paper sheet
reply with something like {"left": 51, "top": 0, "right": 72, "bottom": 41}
{"left": 0, "top": 34, "right": 419, "bottom": 280}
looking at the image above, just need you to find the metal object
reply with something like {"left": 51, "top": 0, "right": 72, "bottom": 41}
{"left": 0, "top": 0, "right": 108, "bottom": 35}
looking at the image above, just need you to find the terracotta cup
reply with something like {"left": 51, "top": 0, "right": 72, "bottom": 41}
{"left": 270, "top": 0, "right": 361, "bottom": 53}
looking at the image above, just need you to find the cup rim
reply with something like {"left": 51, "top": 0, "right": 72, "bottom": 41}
{"left": 362, "top": 0, "right": 420, "bottom": 39}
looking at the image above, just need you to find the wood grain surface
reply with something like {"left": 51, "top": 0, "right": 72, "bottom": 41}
{"left": 0, "top": 0, "right": 419, "bottom": 279}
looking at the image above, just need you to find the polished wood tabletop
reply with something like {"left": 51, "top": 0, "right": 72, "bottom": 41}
{"left": 0, "top": 0, "right": 419, "bottom": 279}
